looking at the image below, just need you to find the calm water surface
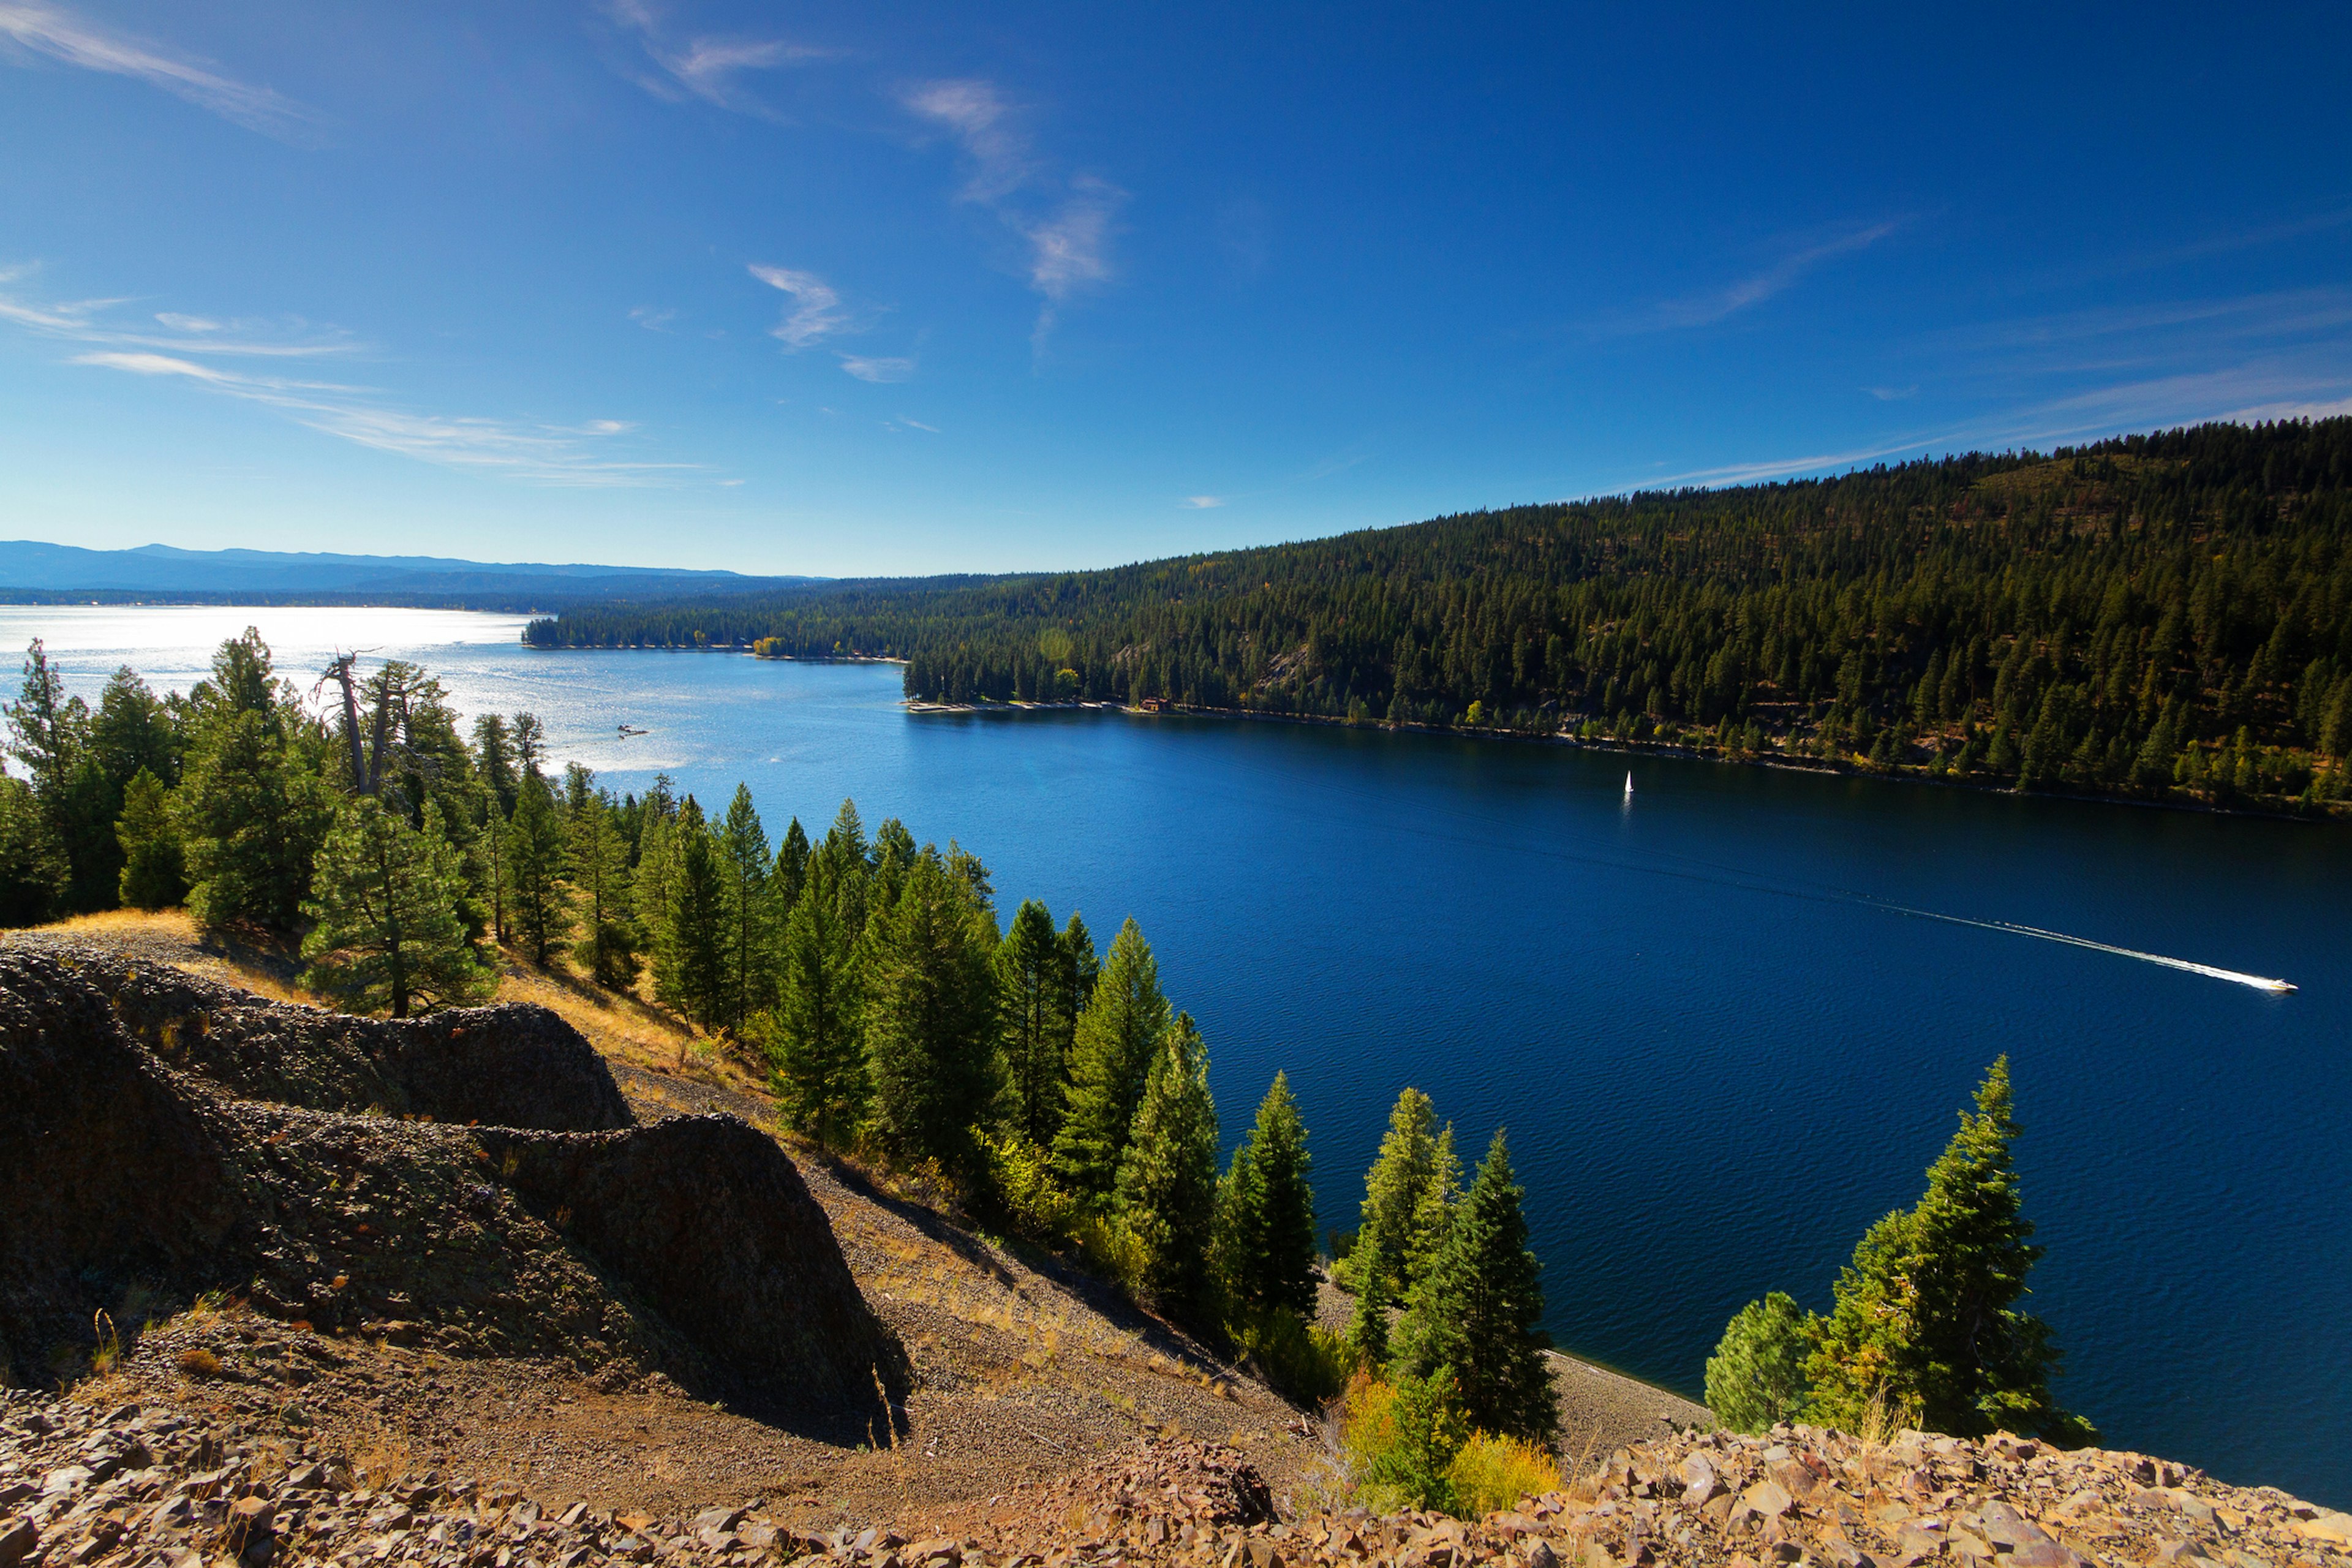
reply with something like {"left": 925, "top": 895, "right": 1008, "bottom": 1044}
{"left": 11, "top": 606, "right": 2349, "bottom": 1504}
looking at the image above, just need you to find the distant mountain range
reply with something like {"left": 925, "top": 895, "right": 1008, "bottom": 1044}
{"left": 0, "top": 541, "right": 820, "bottom": 606}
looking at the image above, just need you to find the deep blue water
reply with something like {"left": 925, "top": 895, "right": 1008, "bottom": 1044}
{"left": 10, "top": 606, "right": 2349, "bottom": 1505}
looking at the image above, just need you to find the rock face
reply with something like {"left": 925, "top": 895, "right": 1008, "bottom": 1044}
{"left": 47, "top": 948, "right": 633, "bottom": 1131}
{"left": 0, "top": 947, "right": 902, "bottom": 1433}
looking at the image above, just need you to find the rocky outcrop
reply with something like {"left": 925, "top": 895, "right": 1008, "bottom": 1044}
{"left": 7, "top": 1386, "right": 2348, "bottom": 1568}
{"left": 37, "top": 947, "right": 631, "bottom": 1131}
{"left": 0, "top": 948, "right": 902, "bottom": 1434}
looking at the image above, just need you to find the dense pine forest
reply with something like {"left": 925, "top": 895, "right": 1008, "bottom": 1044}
{"left": 527, "top": 419, "right": 2352, "bottom": 813}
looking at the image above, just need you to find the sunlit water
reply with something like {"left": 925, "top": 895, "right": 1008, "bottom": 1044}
{"left": 9, "top": 605, "right": 2349, "bottom": 1504}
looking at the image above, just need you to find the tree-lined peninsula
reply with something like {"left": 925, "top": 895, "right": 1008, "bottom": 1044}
{"left": 526, "top": 418, "right": 2352, "bottom": 813}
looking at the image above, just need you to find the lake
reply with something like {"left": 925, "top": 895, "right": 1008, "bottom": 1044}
{"left": 9, "top": 605, "right": 2349, "bottom": 1504}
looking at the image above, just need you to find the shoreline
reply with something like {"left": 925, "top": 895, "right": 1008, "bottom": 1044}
{"left": 900, "top": 693, "right": 2344, "bottom": 826}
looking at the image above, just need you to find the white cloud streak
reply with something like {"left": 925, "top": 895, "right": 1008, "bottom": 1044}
{"left": 1, "top": 277, "right": 681, "bottom": 486}
{"left": 0, "top": 266, "right": 349, "bottom": 356}
{"left": 601, "top": 1, "right": 829, "bottom": 115}
{"left": 1182, "top": 496, "right": 1225, "bottom": 508}
{"left": 903, "top": 78, "right": 1125, "bottom": 342}
{"left": 0, "top": 1, "right": 319, "bottom": 141}
{"left": 1651, "top": 223, "right": 1899, "bottom": 330}
{"left": 70, "top": 350, "right": 687, "bottom": 486}
{"left": 838, "top": 353, "right": 913, "bottom": 383}
{"left": 747, "top": 265, "right": 848, "bottom": 349}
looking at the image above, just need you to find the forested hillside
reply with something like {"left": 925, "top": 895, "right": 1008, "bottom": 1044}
{"left": 528, "top": 419, "right": 2352, "bottom": 812}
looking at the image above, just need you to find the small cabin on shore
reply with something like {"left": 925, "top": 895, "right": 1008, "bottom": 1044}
{"left": 1137, "top": 696, "right": 1173, "bottom": 712}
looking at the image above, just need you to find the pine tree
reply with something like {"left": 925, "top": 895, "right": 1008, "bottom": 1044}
{"left": 568, "top": 800, "right": 639, "bottom": 988}
{"left": 178, "top": 709, "right": 333, "bottom": 932}
{"left": 1061, "top": 911, "right": 1099, "bottom": 1014}
{"left": 0, "top": 775, "right": 66, "bottom": 926}
{"left": 505, "top": 774, "right": 572, "bottom": 965}
{"left": 668, "top": 821, "right": 729, "bottom": 1033}
{"left": 1393, "top": 1129, "right": 1555, "bottom": 1444}
{"left": 1705, "top": 1292, "right": 1814, "bottom": 1434}
{"left": 1054, "top": 916, "right": 1172, "bottom": 1197}
{"left": 997, "top": 898, "right": 1071, "bottom": 1145}
{"left": 1346, "top": 1249, "right": 1396, "bottom": 1366}
{"left": 633, "top": 804, "right": 680, "bottom": 995}
{"left": 1347, "top": 1088, "right": 1456, "bottom": 1297}
{"left": 774, "top": 815, "right": 811, "bottom": 910}
{"left": 300, "top": 798, "right": 493, "bottom": 1017}
{"left": 1806, "top": 1058, "right": 2094, "bottom": 1444}
{"left": 1217, "top": 1071, "right": 1318, "bottom": 1317}
{"left": 470, "top": 714, "right": 519, "bottom": 818}
{"left": 771, "top": 864, "right": 869, "bottom": 1146}
{"left": 114, "top": 768, "right": 184, "bottom": 910}
{"left": 1114, "top": 1014, "right": 1220, "bottom": 1321}
{"left": 864, "top": 850, "right": 1000, "bottom": 1175}
{"left": 715, "top": 784, "right": 776, "bottom": 1028}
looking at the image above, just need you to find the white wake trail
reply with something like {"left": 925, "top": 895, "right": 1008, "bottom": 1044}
{"left": 1883, "top": 907, "right": 2297, "bottom": 993}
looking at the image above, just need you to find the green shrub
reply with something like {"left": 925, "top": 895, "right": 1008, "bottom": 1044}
{"left": 1705, "top": 1290, "right": 1814, "bottom": 1434}
{"left": 1231, "top": 1306, "right": 1352, "bottom": 1407}
{"left": 1343, "top": 1368, "right": 1468, "bottom": 1514}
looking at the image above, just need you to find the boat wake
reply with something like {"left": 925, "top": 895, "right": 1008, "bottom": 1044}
{"left": 1869, "top": 904, "right": 2297, "bottom": 993}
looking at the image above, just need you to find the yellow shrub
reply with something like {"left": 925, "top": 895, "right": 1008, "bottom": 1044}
{"left": 1447, "top": 1430, "right": 1562, "bottom": 1516}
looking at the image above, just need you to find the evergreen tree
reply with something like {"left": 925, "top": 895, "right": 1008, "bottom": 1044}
{"left": 1054, "top": 916, "right": 1172, "bottom": 1197}
{"left": 1705, "top": 1292, "right": 1814, "bottom": 1434}
{"left": 1113, "top": 1014, "right": 1220, "bottom": 1321}
{"left": 814, "top": 798, "right": 871, "bottom": 936}
{"left": 114, "top": 768, "right": 184, "bottom": 910}
{"left": 568, "top": 799, "right": 639, "bottom": 987}
{"left": 1807, "top": 1058, "right": 2094, "bottom": 1444}
{"left": 867, "top": 816, "right": 918, "bottom": 919}
{"left": 470, "top": 714, "right": 519, "bottom": 818}
{"left": 667, "top": 821, "right": 729, "bottom": 1032}
{"left": 300, "top": 797, "right": 493, "bottom": 1018}
{"left": 1394, "top": 1129, "right": 1555, "bottom": 1444}
{"left": 997, "top": 898, "right": 1071, "bottom": 1145}
{"left": 1346, "top": 1248, "right": 1396, "bottom": 1367}
{"left": 864, "top": 850, "right": 1000, "bottom": 1175}
{"left": 505, "top": 774, "right": 572, "bottom": 965}
{"left": 1061, "top": 911, "right": 1100, "bottom": 1014}
{"left": 1217, "top": 1071, "right": 1319, "bottom": 1317}
{"left": 1348, "top": 1088, "right": 1457, "bottom": 1297}
{"left": 633, "top": 803, "right": 681, "bottom": 995}
{"left": 774, "top": 815, "right": 811, "bottom": 910}
{"left": 770, "top": 862, "right": 867, "bottom": 1146}
{"left": 717, "top": 783, "right": 775, "bottom": 1028}
{"left": 178, "top": 708, "right": 333, "bottom": 932}
{"left": 0, "top": 775, "right": 66, "bottom": 926}
{"left": 1366, "top": 1368, "right": 1468, "bottom": 1514}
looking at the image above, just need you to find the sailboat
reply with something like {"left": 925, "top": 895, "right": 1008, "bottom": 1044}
{"left": 1623, "top": 770, "right": 1634, "bottom": 797}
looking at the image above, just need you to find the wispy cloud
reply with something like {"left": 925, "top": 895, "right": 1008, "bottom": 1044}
{"left": 0, "top": 265, "right": 350, "bottom": 356}
{"left": 1866, "top": 385, "right": 1918, "bottom": 401}
{"left": 72, "top": 350, "right": 687, "bottom": 486}
{"left": 894, "top": 417, "right": 939, "bottom": 433}
{"left": 2, "top": 276, "right": 681, "bottom": 486}
{"left": 838, "top": 353, "right": 913, "bottom": 383}
{"left": 1608, "top": 221, "right": 1900, "bottom": 334}
{"left": 600, "top": 1, "right": 829, "bottom": 116}
{"left": 1182, "top": 495, "right": 1224, "bottom": 509}
{"left": 747, "top": 265, "right": 850, "bottom": 349}
{"left": 0, "top": 1, "right": 320, "bottom": 142}
{"left": 629, "top": 304, "right": 676, "bottom": 331}
{"left": 1642, "top": 360, "right": 2352, "bottom": 493}
{"left": 903, "top": 78, "right": 1126, "bottom": 343}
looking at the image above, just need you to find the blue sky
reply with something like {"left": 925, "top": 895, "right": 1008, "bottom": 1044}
{"left": 2, "top": 2, "right": 2348, "bottom": 576}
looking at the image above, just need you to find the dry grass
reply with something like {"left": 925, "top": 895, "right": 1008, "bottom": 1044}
{"left": 175, "top": 1347, "right": 222, "bottom": 1378}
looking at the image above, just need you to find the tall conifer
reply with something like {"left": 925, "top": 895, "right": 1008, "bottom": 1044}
{"left": 1393, "top": 1129, "right": 1556, "bottom": 1444}
{"left": 1806, "top": 1058, "right": 2092, "bottom": 1444}
{"left": 1054, "top": 916, "right": 1171, "bottom": 1197}
{"left": 300, "top": 798, "right": 492, "bottom": 1017}
{"left": 771, "top": 864, "right": 867, "bottom": 1146}
{"left": 997, "top": 898, "right": 1071, "bottom": 1145}
{"left": 1217, "top": 1071, "right": 1318, "bottom": 1317}
{"left": 1114, "top": 1014, "right": 1220, "bottom": 1321}
{"left": 505, "top": 774, "right": 572, "bottom": 965}
{"left": 864, "top": 850, "right": 1000, "bottom": 1175}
